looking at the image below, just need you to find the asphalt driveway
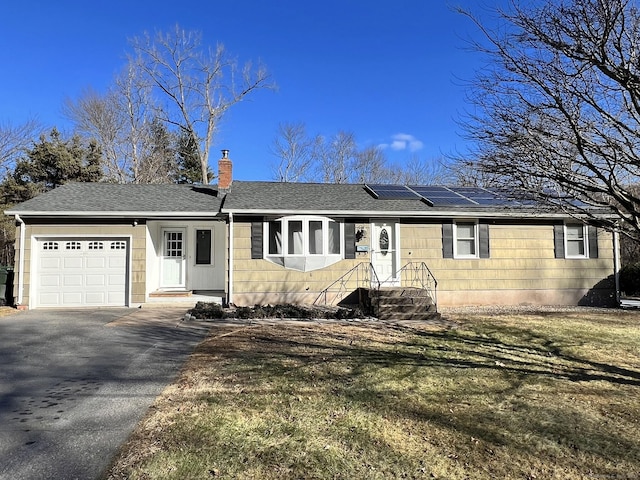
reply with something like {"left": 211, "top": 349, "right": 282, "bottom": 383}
{"left": 0, "top": 307, "right": 211, "bottom": 480}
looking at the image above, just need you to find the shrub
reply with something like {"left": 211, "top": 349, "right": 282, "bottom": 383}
{"left": 187, "top": 303, "right": 363, "bottom": 320}
{"left": 619, "top": 262, "right": 640, "bottom": 296}
{"left": 189, "top": 301, "right": 226, "bottom": 319}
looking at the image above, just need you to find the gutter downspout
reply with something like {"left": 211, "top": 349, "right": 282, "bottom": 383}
{"left": 228, "top": 212, "right": 234, "bottom": 306}
{"left": 15, "top": 215, "right": 25, "bottom": 307}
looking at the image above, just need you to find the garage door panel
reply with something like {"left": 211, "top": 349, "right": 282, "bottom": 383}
{"left": 63, "top": 275, "right": 83, "bottom": 287}
{"left": 63, "top": 257, "right": 83, "bottom": 268}
{"left": 109, "top": 256, "right": 126, "bottom": 268}
{"left": 86, "top": 257, "right": 106, "bottom": 268}
{"left": 85, "top": 292, "right": 106, "bottom": 304}
{"left": 40, "top": 275, "right": 61, "bottom": 287}
{"left": 40, "top": 258, "right": 61, "bottom": 269}
{"left": 39, "top": 293, "right": 60, "bottom": 305}
{"left": 62, "top": 292, "right": 83, "bottom": 304}
{"left": 108, "top": 274, "right": 126, "bottom": 286}
{"left": 107, "top": 292, "right": 125, "bottom": 304}
{"left": 86, "top": 275, "right": 106, "bottom": 286}
{"left": 36, "top": 238, "right": 128, "bottom": 308}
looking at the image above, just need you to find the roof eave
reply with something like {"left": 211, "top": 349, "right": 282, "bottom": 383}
{"left": 4, "top": 210, "right": 222, "bottom": 218}
{"left": 222, "top": 207, "right": 580, "bottom": 219}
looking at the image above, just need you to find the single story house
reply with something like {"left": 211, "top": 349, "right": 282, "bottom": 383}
{"left": 5, "top": 153, "right": 619, "bottom": 310}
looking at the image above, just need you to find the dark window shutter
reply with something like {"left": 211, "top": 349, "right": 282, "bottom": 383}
{"left": 442, "top": 221, "right": 454, "bottom": 258}
{"left": 479, "top": 222, "right": 490, "bottom": 258}
{"left": 250, "top": 221, "right": 263, "bottom": 259}
{"left": 588, "top": 225, "right": 599, "bottom": 258}
{"left": 344, "top": 222, "right": 356, "bottom": 259}
{"left": 553, "top": 223, "right": 565, "bottom": 258}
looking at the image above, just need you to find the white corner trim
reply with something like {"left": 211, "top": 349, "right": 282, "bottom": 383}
{"left": 15, "top": 215, "right": 25, "bottom": 306}
{"left": 228, "top": 212, "right": 234, "bottom": 306}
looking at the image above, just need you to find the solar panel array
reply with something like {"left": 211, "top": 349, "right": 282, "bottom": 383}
{"left": 366, "top": 184, "right": 421, "bottom": 200}
{"left": 365, "top": 184, "right": 520, "bottom": 207}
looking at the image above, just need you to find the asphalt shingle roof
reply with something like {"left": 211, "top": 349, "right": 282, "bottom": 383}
{"left": 5, "top": 180, "right": 546, "bottom": 218}
{"left": 222, "top": 181, "right": 431, "bottom": 213}
{"left": 6, "top": 183, "right": 223, "bottom": 215}
{"left": 221, "top": 181, "right": 534, "bottom": 214}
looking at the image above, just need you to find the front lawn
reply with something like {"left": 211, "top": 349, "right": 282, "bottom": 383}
{"left": 104, "top": 308, "right": 640, "bottom": 480}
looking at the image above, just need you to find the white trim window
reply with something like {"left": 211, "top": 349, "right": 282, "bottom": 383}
{"left": 265, "top": 216, "right": 343, "bottom": 271}
{"left": 454, "top": 221, "right": 478, "bottom": 258}
{"left": 565, "top": 223, "right": 588, "bottom": 258}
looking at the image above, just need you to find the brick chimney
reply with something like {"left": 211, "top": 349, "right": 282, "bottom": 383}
{"left": 218, "top": 149, "right": 232, "bottom": 190}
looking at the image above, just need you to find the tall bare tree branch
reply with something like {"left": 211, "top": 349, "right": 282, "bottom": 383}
{"left": 0, "top": 119, "right": 42, "bottom": 176}
{"left": 129, "top": 25, "right": 274, "bottom": 183}
{"left": 456, "top": 0, "right": 640, "bottom": 239}
{"left": 269, "top": 122, "right": 315, "bottom": 182}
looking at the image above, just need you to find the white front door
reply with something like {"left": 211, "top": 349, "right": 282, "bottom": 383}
{"left": 161, "top": 229, "right": 186, "bottom": 288}
{"left": 371, "top": 221, "right": 399, "bottom": 286}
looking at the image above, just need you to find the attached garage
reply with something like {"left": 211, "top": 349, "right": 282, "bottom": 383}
{"left": 35, "top": 238, "right": 129, "bottom": 307}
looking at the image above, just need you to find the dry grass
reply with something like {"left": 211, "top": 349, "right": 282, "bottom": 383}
{"left": 105, "top": 309, "right": 640, "bottom": 480}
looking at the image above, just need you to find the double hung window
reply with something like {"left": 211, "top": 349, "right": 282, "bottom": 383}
{"left": 565, "top": 224, "right": 587, "bottom": 258}
{"left": 454, "top": 222, "right": 477, "bottom": 258}
{"left": 442, "top": 220, "right": 490, "bottom": 259}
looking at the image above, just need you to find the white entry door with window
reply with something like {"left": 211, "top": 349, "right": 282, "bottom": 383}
{"left": 371, "top": 221, "right": 399, "bottom": 286}
{"left": 161, "top": 229, "right": 186, "bottom": 288}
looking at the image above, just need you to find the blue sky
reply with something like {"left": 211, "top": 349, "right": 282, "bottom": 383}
{"left": 1, "top": 0, "right": 503, "bottom": 181}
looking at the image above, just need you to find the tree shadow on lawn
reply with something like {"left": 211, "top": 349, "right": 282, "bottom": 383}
{"left": 200, "top": 320, "right": 640, "bottom": 474}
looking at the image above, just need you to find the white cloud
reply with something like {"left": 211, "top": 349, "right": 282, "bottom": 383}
{"left": 382, "top": 133, "right": 424, "bottom": 152}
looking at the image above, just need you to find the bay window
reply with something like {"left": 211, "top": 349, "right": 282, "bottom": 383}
{"left": 264, "top": 216, "right": 344, "bottom": 271}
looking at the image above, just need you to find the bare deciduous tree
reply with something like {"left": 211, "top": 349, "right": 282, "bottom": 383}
{"left": 65, "top": 67, "right": 180, "bottom": 184}
{"left": 313, "top": 131, "right": 357, "bottom": 184}
{"left": 114, "top": 63, "right": 159, "bottom": 183}
{"left": 398, "top": 154, "right": 453, "bottom": 185}
{"left": 66, "top": 61, "right": 172, "bottom": 183}
{"left": 129, "top": 25, "right": 274, "bottom": 184}
{"left": 0, "top": 119, "right": 42, "bottom": 175}
{"left": 269, "top": 122, "right": 316, "bottom": 182}
{"left": 64, "top": 88, "right": 125, "bottom": 181}
{"left": 270, "top": 125, "right": 455, "bottom": 185}
{"left": 456, "top": 0, "right": 640, "bottom": 239}
{"left": 353, "top": 146, "right": 389, "bottom": 184}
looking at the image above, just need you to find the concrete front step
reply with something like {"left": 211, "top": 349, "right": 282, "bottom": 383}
{"left": 375, "top": 296, "right": 434, "bottom": 306}
{"left": 149, "top": 290, "right": 193, "bottom": 298}
{"left": 372, "top": 287, "right": 432, "bottom": 299}
{"left": 377, "top": 303, "right": 437, "bottom": 315}
{"left": 379, "top": 311, "right": 443, "bottom": 322}
{"left": 368, "top": 287, "right": 439, "bottom": 321}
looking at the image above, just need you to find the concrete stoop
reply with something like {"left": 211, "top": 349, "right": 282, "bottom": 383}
{"left": 370, "top": 287, "right": 440, "bottom": 322}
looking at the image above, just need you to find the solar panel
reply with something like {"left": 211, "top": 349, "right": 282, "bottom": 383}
{"left": 365, "top": 184, "right": 421, "bottom": 200}
{"left": 448, "top": 187, "right": 511, "bottom": 206}
{"left": 409, "top": 186, "right": 476, "bottom": 206}
{"left": 365, "top": 184, "right": 526, "bottom": 207}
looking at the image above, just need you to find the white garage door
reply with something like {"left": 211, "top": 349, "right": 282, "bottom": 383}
{"left": 36, "top": 238, "right": 128, "bottom": 307}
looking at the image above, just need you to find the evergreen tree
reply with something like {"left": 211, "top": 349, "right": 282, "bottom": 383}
{"left": 136, "top": 118, "right": 177, "bottom": 183}
{"left": 2, "top": 128, "right": 103, "bottom": 204}
{"left": 174, "top": 131, "right": 207, "bottom": 184}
